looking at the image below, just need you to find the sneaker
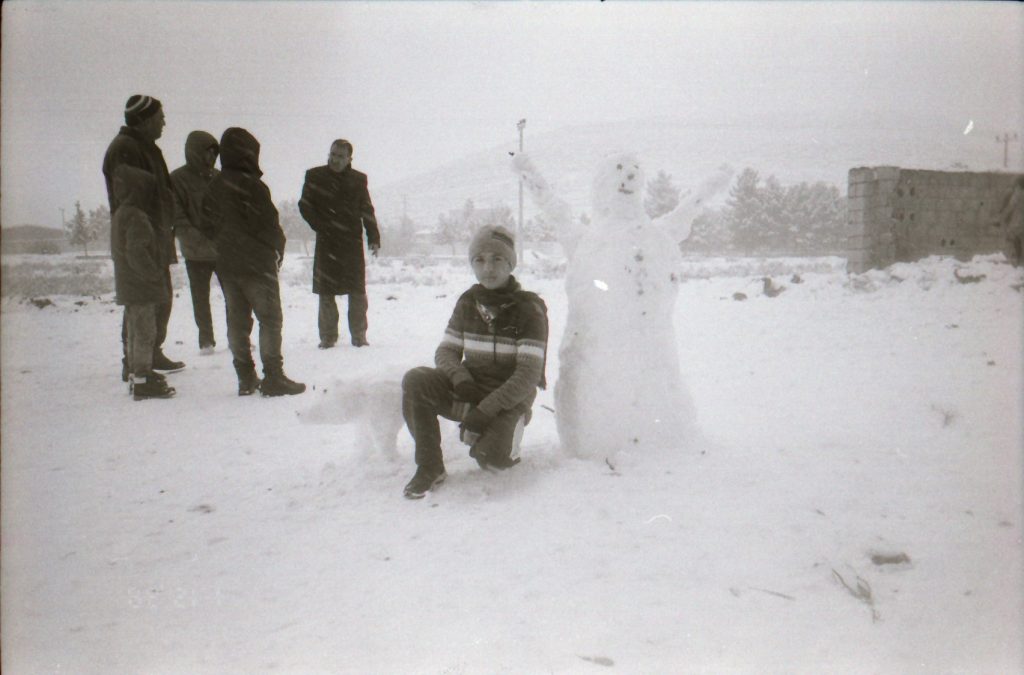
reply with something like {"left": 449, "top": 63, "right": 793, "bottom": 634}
{"left": 152, "top": 350, "right": 186, "bottom": 372}
{"left": 403, "top": 466, "right": 447, "bottom": 499}
{"left": 237, "top": 371, "right": 261, "bottom": 396}
{"left": 318, "top": 340, "right": 336, "bottom": 350}
{"left": 260, "top": 372, "right": 306, "bottom": 397}
{"left": 351, "top": 337, "right": 369, "bottom": 347}
{"left": 133, "top": 374, "right": 176, "bottom": 401}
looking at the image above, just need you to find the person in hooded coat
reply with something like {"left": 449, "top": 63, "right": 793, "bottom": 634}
{"left": 110, "top": 164, "right": 176, "bottom": 400}
{"left": 170, "top": 130, "right": 222, "bottom": 353}
{"left": 102, "top": 95, "right": 186, "bottom": 379}
{"left": 299, "top": 139, "right": 381, "bottom": 348}
{"left": 200, "top": 127, "right": 305, "bottom": 397}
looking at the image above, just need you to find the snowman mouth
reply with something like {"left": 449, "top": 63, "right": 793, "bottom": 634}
{"left": 618, "top": 187, "right": 634, "bottom": 194}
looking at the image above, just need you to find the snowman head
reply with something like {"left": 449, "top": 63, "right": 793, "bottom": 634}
{"left": 592, "top": 152, "right": 647, "bottom": 221}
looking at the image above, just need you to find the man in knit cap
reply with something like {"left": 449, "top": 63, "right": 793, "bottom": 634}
{"left": 400, "top": 224, "right": 548, "bottom": 499}
{"left": 103, "top": 95, "right": 186, "bottom": 384}
{"left": 170, "top": 131, "right": 222, "bottom": 354}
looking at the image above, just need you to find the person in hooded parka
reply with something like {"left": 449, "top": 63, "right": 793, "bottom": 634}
{"left": 111, "top": 164, "right": 176, "bottom": 400}
{"left": 170, "top": 130, "right": 223, "bottom": 354}
{"left": 200, "top": 127, "right": 305, "bottom": 397}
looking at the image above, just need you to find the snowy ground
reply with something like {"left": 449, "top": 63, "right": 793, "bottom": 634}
{"left": 2, "top": 253, "right": 1022, "bottom": 674}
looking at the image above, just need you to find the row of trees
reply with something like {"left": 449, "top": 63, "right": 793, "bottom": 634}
{"left": 644, "top": 168, "right": 848, "bottom": 255}
{"left": 62, "top": 168, "right": 847, "bottom": 258}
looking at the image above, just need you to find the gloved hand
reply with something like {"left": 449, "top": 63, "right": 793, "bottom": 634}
{"left": 453, "top": 380, "right": 487, "bottom": 404}
{"left": 462, "top": 407, "right": 493, "bottom": 434}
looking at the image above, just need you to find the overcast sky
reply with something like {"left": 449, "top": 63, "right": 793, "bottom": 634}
{"left": 1, "top": 1, "right": 1021, "bottom": 228}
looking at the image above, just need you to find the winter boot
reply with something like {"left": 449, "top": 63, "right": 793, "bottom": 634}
{"left": 351, "top": 336, "right": 369, "bottom": 348}
{"left": 237, "top": 370, "right": 262, "bottom": 397}
{"left": 128, "top": 369, "right": 165, "bottom": 395}
{"left": 152, "top": 350, "right": 186, "bottom": 373}
{"left": 260, "top": 371, "right": 306, "bottom": 397}
{"left": 403, "top": 466, "right": 447, "bottom": 499}
{"left": 132, "top": 373, "right": 176, "bottom": 401}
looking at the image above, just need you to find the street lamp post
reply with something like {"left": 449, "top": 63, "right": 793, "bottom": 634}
{"left": 517, "top": 118, "right": 526, "bottom": 261}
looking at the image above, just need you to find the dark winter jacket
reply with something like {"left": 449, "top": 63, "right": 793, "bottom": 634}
{"left": 435, "top": 276, "right": 548, "bottom": 418}
{"left": 111, "top": 166, "right": 171, "bottom": 306}
{"left": 299, "top": 164, "right": 380, "bottom": 295}
{"left": 200, "top": 128, "right": 286, "bottom": 278}
{"left": 170, "top": 131, "right": 220, "bottom": 262}
{"left": 102, "top": 125, "right": 177, "bottom": 265}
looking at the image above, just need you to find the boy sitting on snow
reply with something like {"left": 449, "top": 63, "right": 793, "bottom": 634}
{"left": 402, "top": 225, "right": 548, "bottom": 499}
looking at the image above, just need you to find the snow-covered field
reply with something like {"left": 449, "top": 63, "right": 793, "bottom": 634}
{"left": 2, "top": 252, "right": 1022, "bottom": 674}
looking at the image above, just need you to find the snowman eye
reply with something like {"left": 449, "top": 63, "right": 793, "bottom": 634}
{"left": 616, "top": 164, "right": 623, "bottom": 170}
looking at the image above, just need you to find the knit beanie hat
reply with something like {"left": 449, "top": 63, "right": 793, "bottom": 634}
{"left": 124, "top": 95, "right": 162, "bottom": 126}
{"left": 468, "top": 225, "right": 517, "bottom": 269}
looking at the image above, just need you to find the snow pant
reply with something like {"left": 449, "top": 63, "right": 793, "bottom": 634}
{"left": 220, "top": 271, "right": 284, "bottom": 377}
{"left": 121, "top": 267, "right": 172, "bottom": 361}
{"left": 124, "top": 303, "right": 157, "bottom": 377}
{"left": 401, "top": 366, "right": 525, "bottom": 471}
{"left": 318, "top": 292, "right": 368, "bottom": 344}
{"left": 185, "top": 259, "right": 223, "bottom": 348}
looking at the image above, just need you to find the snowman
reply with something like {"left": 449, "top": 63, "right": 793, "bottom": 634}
{"left": 512, "top": 152, "right": 732, "bottom": 460}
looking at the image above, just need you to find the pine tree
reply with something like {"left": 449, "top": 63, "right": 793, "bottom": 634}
{"left": 644, "top": 170, "right": 681, "bottom": 219}
{"left": 65, "top": 201, "right": 97, "bottom": 256}
{"left": 87, "top": 205, "right": 111, "bottom": 252}
{"left": 726, "top": 168, "right": 765, "bottom": 254}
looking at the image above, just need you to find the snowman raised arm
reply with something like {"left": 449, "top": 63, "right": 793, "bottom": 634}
{"left": 512, "top": 153, "right": 581, "bottom": 257}
{"left": 651, "top": 164, "right": 735, "bottom": 243}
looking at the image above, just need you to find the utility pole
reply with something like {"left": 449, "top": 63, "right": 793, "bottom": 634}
{"left": 59, "top": 207, "right": 66, "bottom": 228}
{"left": 996, "top": 132, "right": 1018, "bottom": 168}
{"left": 516, "top": 118, "right": 526, "bottom": 261}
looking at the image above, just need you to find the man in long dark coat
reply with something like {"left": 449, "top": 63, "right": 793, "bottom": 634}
{"left": 102, "top": 95, "right": 185, "bottom": 382}
{"left": 299, "top": 139, "right": 381, "bottom": 348}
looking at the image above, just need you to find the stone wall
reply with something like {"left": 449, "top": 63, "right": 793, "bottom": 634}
{"left": 846, "top": 167, "right": 1022, "bottom": 273}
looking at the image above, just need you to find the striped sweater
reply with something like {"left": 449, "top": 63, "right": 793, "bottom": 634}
{"left": 435, "top": 277, "right": 548, "bottom": 418}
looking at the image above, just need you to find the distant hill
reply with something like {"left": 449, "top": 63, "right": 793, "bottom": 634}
{"left": 2, "top": 224, "right": 65, "bottom": 240}
{"left": 372, "top": 112, "right": 1018, "bottom": 229}
{"left": 2, "top": 224, "right": 68, "bottom": 254}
